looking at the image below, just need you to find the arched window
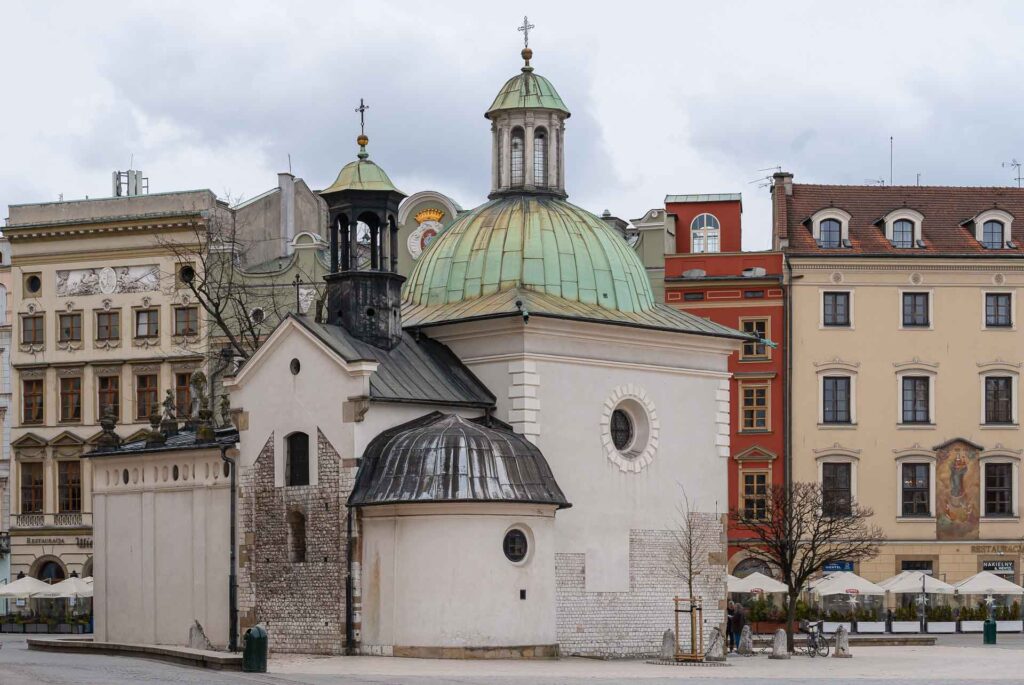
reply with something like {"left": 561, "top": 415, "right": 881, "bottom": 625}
{"left": 510, "top": 128, "right": 525, "bottom": 186}
{"left": 690, "top": 213, "right": 721, "bottom": 253}
{"left": 819, "top": 219, "right": 842, "bottom": 248}
{"left": 285, "top": 432, "right": 309, "bottom": 487}
{"left": 37, "top": 560, "right": 66, "bottom": 584}
{"left": 533, "top": 128, "right": 548, "bottom": 187}
{"left": 892, "top": 220, "right": 914, "bottom": 248}
{"left": 287, "top": 510, "right": 306, "bottom": 563}
{"left": 983, "top": 220, "right": 1005, "bottom": 249}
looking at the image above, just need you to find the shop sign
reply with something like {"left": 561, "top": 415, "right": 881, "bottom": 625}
{"left": 823, "top": 561, "right": 854, "bottom": 573}
{"left": 76, "top": 537, "right": 92, "bottom": 549}
{"left": 972, "top": 545, "right": 1024, "bottom": 554}
{"left": 982, "top": 560, "right": 1015, "bottom": 574}
{"left": 26, "top": 538, "right": 65, "bottom": 545}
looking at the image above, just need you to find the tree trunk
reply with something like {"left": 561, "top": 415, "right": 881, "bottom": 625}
{"left": 786, "top": 591, "right": 798, "bottom": 652}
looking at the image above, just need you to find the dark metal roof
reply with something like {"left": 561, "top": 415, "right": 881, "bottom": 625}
{"left": 348, "top": 413, "right": 570, "bottom": 509}
{"left": 85, "top": 428, "right": 239, "bottom": 458}
{"left": 291, "top": 315, "right": 495, "bottom": 408}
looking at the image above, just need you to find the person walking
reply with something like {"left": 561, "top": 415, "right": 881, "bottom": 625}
{"left": 726, "top": 601, "right": 736, "bottom": 652}
{"left": 732, "top": 602, "right": 746, "bottom": 651}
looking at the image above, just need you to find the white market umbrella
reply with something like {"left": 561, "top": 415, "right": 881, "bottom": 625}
{"left": 879, "top": 570, "right": 954, "bottom": 595}
{"left": 728, "top": 572, "right": 788, "bottom": 594}
{"left": 726, "top": 574, "right": 742, "bottom": 590}
{"left": 35, "top": 576, "right": 94, "bottom": 599}
{"left": 954, "top": 571, "right": 1024, "bottom": 596}
{"left": 813, "top": 571, "right": 885, "bottom": 596}
{"left": 0, "top": 576, "right": 52, "bottom": 598}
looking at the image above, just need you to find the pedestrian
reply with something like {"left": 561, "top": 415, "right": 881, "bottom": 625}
{"left": 732, "top": 602, "right": 746, "bottom": 651}
{"left": 726, "top": 601, "right": 735, "bottom": 652}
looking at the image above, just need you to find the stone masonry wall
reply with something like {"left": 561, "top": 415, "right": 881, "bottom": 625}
{"left": 555, "top": 514, "right": 726, "bottom": 657}
{"left": 237, "top": 430, "right": 359, "bottom": 654}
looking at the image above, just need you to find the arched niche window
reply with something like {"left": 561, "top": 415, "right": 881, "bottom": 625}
{"left": 285, "top": 431, "right": 309, "bottom": 487}
{"left": 970, "top": 209, "right": 1014, "bottom": 249}
{"left": 533, "top": 128, "right": 548, "bottom": 187}
{"left": 881, "top": 209, "right": 923, "bottom": 248}
{"left": 690, "top": 213, "right": 721, "bottom": 253}
{"left": 287, "top": 510, "right": 307, "bottom": 563}
{"left": 37, "top": 560, "right": 66, "bottom": 584}
{"left": 510, "top": 128, "right": 525, "bottom": 186}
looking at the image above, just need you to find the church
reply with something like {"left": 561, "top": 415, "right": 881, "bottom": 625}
{"left": 88, "top": 37, "right": 750, "bottom": 658}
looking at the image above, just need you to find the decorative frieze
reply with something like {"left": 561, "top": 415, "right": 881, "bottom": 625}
{"left": 57, "top": 265, "right": 159, "bottom": 297}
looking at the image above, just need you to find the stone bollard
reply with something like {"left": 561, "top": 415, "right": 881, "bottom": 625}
{"left": 659, "top": 629, "right": 675, "bottom": 660}
{"left": 737, "top": 624, "right": 753, "bottom": 655}
{"left": 769, "top": 628, "right": 790, "bottom": 659}
{"left": 705, "top": 627, "right": 726, "bottom": 662}
{"left": 833, "top": 625, "right": 852, "bottom": 658}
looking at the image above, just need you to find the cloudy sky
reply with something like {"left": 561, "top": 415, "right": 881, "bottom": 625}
{"left": 4, "top": 1, "right": 1024, "bottom": 248}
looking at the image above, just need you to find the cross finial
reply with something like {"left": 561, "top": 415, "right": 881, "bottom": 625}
{"left": 355, "top": 98, "right": 369, "bottom": 137}
{"left": 518, "top": 16, "right": 534, "bottom": 49}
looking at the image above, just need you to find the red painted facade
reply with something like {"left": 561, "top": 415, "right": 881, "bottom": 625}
{"left": 662, "top": 197, "right": 785, "bottom": 574}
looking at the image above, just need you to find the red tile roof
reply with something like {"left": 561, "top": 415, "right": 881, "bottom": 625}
{"left": 779, "top": 183, "right": 1024, "bottom": 256}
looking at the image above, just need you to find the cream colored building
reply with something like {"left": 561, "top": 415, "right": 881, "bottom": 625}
{"left": 774, "top": 174, "right": 1024, "bottom": 585}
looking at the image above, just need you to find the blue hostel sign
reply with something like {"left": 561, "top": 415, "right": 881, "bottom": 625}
{"left": 823, "top": 561, "right": 854, "bottom": 573}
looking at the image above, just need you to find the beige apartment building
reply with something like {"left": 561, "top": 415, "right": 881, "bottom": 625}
{"left": 774, "top": 174, "right": 1024, "bottom": 585}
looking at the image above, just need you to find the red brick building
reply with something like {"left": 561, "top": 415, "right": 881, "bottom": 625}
{"left": 660, "top": 194, "right": 785, "bottom": 574}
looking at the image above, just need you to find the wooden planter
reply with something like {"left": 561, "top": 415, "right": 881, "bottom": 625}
{"left": 890, "top": 621, "right": 920, "bottom": 633}
{"left": 926, "top": 621, "right": 956, "bottom": 633}
{"left": 855, "top": 621, "right": 885, "bottom": 633}
{"left": 996, "top": 620, "right": 1023, "bottom": 632}
{"left": 56, "top": 624, "right": 73, "bottom": 634}
{"left": 752, "top": 620, "right": 798, "bottom": 634}
{"left": 960, "top": 620, "right": 985, "bottom": 632}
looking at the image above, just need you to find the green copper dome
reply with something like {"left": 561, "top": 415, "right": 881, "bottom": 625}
{"left": 321, "top": 139, "right": 404, "bottom": 196}
{"left": 403, "top": 195, "right": 654, "bottom": 313}
{"left": 486, "top": 67, "right": 570, "bottom": 118}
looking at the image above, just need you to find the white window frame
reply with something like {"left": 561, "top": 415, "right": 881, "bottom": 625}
{"left": 895, "top": 364, "right": 937, "bottom": 427}
{"left": 816, "top": 361, "right": 858, "bottom": 427}
{"left": 982, "top": 290, "right": 1016, "bottom": 331}
{"left": 690, "top": 213, "right": 721, "bottom": 254}
{"left": 971, "top": 209, "right": 1014, "bottom": 247}
{"left": 882, "top": 209, "right": 924, "bottom": 247}
{"left": 819, "top": 288, "right": 855, "bottom": 329}
{"left": 979, "top": 365, "right": 1019, "bottom": 427}
{"left": 898, "top": 289, "right": 934, "bottom": 330}
{"left": 894, "top": 453, "right": 936, "bottom": 520}
{"left": 978, "top": 452, "right": 1020, "bottom": 520}
{"left": 810, "top": 208, "right": 851, "bottom": 247}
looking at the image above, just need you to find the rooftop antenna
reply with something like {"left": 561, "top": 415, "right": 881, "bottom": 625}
{"left": 287, "top": 153, "right": 292, "bottom": 174}
{"left": 1002, "top": 159, "right": 1023, "bottom": 188}
{"left": 750, "top": 165, "right": 783, "bottom": 189}
{"left": 889, "top": 136, "right": 893, "bottom": 186}
{"left": 865, "top": 178, "right": 885, "bottom": 186}
{"left": 916, "top": 173, "right": 921, "bottom": 186}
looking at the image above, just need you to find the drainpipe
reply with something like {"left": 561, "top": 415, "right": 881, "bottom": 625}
{"left": 345, "top": 508, "right": 355, "bottom": 655}
{"left": 221, "top": 444, "right": 239, "bottom": 652}
{"left": 784, "top": 255, "right": 794, "bottom": 501}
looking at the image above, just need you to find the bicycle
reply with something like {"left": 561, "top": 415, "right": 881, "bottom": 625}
{"left": 800, "top": 620, "right": 830, "bottom": 657}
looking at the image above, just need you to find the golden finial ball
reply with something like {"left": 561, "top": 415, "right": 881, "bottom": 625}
{"left": 357, "top": 134, "right": 369, "bottom": 147}
{"left": 521, "top": 47, "right": 533, "bottom": 62}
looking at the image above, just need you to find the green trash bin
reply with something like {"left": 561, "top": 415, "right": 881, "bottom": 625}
{"left": 242, "top": 624, "right": 268, "bottom": 672}
{"left": 983, "top": 619, "right": 997, "bottom": 645}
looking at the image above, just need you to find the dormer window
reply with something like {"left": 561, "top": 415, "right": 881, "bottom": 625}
{"left": 691, "top": 213, "right": 720, "bottom": 253}
{"left": 881, "top": 209, "right": 923, "bottom": 248}
{"left": 810, "top": 208, "right": 851, "bottom": 249}
{"left": 983, "top": 220, "right": 1005, "bottom": 249}
{"left": 968, "top": 209, "right": 1014, "bottom": 249}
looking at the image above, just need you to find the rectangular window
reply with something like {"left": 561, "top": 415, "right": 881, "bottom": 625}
{"left": 822, "top": 291, "right": 850, "bottom": 327}
{"left": 58, "top": 313, "right": 82, "bottom": 342}
{"left": 743, "top": 290, "right": 765, "bottom": 299}
{"left": 822, "top": 462, "right": 852, "bottom": 517}
{"left": 740, "top": 319, "right": 768, "bottom": 360}
{"left": 22, "top": 379, "right": 43, "bottom": 424}
{"left": 134, "top": 309, "right": 159, "bottom": 338}
{"left": 741, "top": 384, "right": 769, "bottom": 431}
{"left": 59, "top": 377, "right": 82, "bottom": 423}
{"left": 901, "top": 376, "right": 930, "bottom": 424}
{"left": 986, "top": 293, "right": 1012, "bottom": 328}
{"left": 58, "top": 461, "right": 82, "bottom": 513}
{"left": 175, "top": 372, "right": 192, "bottom": 418}
{"left": 683, "top": 292, "right": 705, "bottom": 301}
{"left": 136, "top": 374, "right": 158, "bottom": 420}
{"left": 22, "top": 315, "right": 44, "bottom": 345}
{"left": 902, "top": 292, "right": 930, "bottom": 327}
{"left": 984, "top": 463, "right": 1013, "bottom": 517}
{"left": 822, "top": 376, "right": 851, "bottom": 424}
{"left": 174, "top": 307, "right": 199, "bottom": 336}
{"left": 98, "top": 376, "right": 120, "bottom": 420}
{"left": 742, "top": 472, "right": 769, "bottom": 520}
{"left": 985, "top": 376, "right": 1014, "bottom": 424}
{"left": 20, "top": 462, "right": 44, "bottom": 514}
{"left": 96, "top": 311, "right": 120, "bottom": 341}
{"left": 901, "top": 463, "right": 930, "bottom": 517}
{"left": 901, "top": 559, "right": 934, "bottom": 575}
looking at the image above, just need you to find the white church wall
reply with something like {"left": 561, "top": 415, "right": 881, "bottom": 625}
{"left": 359, "top": 503, "right": 558, "bottom": 654}
{"left": 91, "top": 449, "right": 230, "bottom": 647}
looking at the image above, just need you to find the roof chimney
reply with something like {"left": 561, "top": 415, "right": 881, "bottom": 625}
{"left": 771, "top": 171, "right": 793, "bottom": 249}
{"left": 279, "top": 172, "right": 296, "bottom": 255}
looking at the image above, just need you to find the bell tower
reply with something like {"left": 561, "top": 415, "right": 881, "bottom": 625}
{"left": 486, "top": 18, "right": 571, "bottom": 199}
{"left": 320, "top": 99, "right": 407, "bottom": 350}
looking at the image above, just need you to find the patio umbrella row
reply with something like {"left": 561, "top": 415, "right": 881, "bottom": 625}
{"left": 0, "top": 576, "right": 93, "bottom": 599}
{"left": 727, "top": 570, "right": 1024, "bottom": 596}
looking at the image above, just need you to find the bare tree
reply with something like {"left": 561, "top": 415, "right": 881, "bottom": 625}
{"left": 671, "top": 487, "right": 716, "bottom": 600}
{"left": 731, "top": 482, "right": 885, "bottom": 651}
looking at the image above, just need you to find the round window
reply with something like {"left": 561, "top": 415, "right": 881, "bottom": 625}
{"left": 26, "top": 275, "right": 41, "bottom": 294}
{"left": 610, "top": 409, "right": 634, "bottom": 451}
{"left": 178, "top": 264, "right": 196, "bottom": 284}
{"left": 503, "top": 529, "right": 528, "bottom": 563}
{"left": 250, "top": 308, "right": 265, "bottom": 324}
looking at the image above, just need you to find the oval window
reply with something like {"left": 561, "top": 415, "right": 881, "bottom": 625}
{"left": 290, "top": 358, "right": 301, "bottom": 375}
{"left": 172, "top": 465, "right": 179, "bottom": 481}
{"left": 26, "top": 275, "right": 41, "bottom": 294}
{"left": 610, "top": 409, "right": 634, "bottom": 451}
{"left": 503, "top": 529, "right": 528, "bottom": 563}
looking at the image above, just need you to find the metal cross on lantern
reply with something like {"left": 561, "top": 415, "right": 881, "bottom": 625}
{"left": 518, "top": 15, "right": 535, "bottom": 48}
{"left": 355, "top": 98, "right": 369, "bottom": 136}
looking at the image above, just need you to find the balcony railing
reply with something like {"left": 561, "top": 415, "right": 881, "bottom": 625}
{"left": 13, "top": 512, "right": 91, "bottom": 529}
